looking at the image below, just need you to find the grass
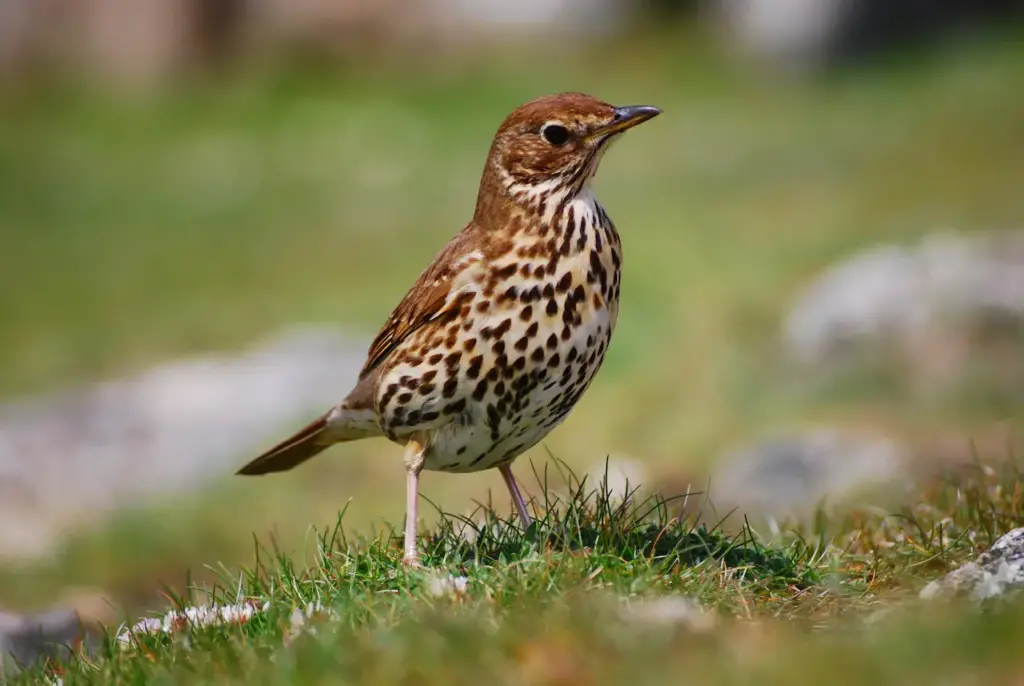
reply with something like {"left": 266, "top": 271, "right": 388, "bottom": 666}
{"left": 13, "top": 457, "right": 1024, "bottom": 685}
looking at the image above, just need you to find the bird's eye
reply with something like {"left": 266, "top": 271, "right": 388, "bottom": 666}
{"left": 541, "top": 124, "right": 570, "bottom": 146}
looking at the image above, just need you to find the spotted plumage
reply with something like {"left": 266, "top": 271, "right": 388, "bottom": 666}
{"left": 237, "top": 92, "right": 661, "bottom": 566}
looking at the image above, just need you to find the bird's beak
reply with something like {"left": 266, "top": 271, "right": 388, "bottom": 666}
{"left": 586, "top": 105, "right": 662, "bottom": 141}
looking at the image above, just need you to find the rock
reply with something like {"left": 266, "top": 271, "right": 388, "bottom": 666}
{"left": 709, "top": 429, "right": 907, "bottom": 522}
{"left": 920, "top": 528, "right": 1024, "bottom": 604}
{"left": 784, "top": 231, "right": 1024, "bottom": 365}
{"left": 619, "top": 595, "right": 716, "bottom": 633}
{"left": 0, "top": 325, "right": 367, "bottom": 560}
{"left": 0, "top": 589, "right": 112, "bottom": 673}
{"left": 0, "top": 605, "right": 98, "bottom": 674}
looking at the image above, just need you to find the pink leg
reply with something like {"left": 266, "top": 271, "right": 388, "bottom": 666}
{"left": 402, "top": 439, "right": 426, "bottom": 567}
{"left": 499, "top": 464, "right": 533, "bottom": 527}
{"left": 403, "top": 468, "right": 422, "bottom": 566}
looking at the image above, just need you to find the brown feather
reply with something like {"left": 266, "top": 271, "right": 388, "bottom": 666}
{"left": 359, "top": 229, "right": 479, "bottom": 378}
{"left": 236, "top": 411, "right": 332, "bottom": 475}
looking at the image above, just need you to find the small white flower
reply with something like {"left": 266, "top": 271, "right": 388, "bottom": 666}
{"left": 219, "top": 603, "right": 256, "bottom": 624}
{"left": 182, "top": 606, "right": 206, "bottom": 625}
{"left": 114, "top": 600, "right": 268, "bottom": 648}
{"left": 137, "top": 616, "right": 164, "bottom": 633}
{"left": 115, "top": 615, "right": 165, "bottom": 646}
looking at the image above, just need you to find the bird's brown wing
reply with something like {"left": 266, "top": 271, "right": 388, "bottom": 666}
{"left": 359, "top": 228, "right": 481, "bottom": 379}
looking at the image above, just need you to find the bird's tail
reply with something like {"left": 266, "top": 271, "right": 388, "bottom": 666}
{"left": 236, "top": 405, "right": 379, "bottom": 475}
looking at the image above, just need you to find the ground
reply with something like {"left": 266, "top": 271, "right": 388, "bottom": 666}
{"left": 17, "top": 458, "right": 1024, "bottom": 684}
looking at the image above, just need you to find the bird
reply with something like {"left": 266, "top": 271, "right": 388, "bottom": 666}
{"left": 237, "top": 92, "right": 661, "bottom": 566}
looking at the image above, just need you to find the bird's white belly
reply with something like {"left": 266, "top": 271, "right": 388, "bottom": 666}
{"left": 422, "top": 300, "right": 613, "bottom": 473}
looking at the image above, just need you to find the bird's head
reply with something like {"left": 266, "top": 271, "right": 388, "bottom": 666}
{"left": 478, "top": 92, "right": 661, "bottom": 215}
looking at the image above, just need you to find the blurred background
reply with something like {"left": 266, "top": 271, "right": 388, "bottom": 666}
{"left": 0, "top": 0, "right": 1021, "bottom": 622}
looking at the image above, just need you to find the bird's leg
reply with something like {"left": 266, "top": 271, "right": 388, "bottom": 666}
{"left": 499, "top": 464, "right": 533, "bottom": 528}
{"left": 402, "top": 437, "right": 426, "bottom": 568}
{"left": 403, "top": 469, "right": 422, "bottom": 566}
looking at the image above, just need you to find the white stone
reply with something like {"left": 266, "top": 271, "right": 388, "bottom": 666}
{"left": 783, "top": 231, "right": 1024, "bottom": 364}
{"left": 0, "top": 326, "right": 368, "bottom": 560}
{"left": 921, "top": 528, "right": 1024, "bottom": 603}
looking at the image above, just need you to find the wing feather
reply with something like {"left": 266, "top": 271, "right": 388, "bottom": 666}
{"left": 359, "top": 229, "right": 482, "bottom": 378}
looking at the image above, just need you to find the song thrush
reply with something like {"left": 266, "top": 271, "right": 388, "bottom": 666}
{"left": 237, "top": 92, "right": 661, "bottom": 566}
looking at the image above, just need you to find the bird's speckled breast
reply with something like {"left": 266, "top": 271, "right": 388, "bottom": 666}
{"left": 375, "top": 192, "right": 622, "bottom": 473}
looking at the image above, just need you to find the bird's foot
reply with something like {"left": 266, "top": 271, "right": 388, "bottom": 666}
{"left": 402, "top": 553, "right": 424, "bottom": 570}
